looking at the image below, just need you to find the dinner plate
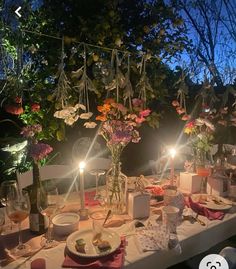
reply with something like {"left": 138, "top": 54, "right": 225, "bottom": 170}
{"left": 66, "top": 229, "right": 121, "bottom": 258}
{"left": 191, "top": 194, "right": 233, "bottom": 211}
{"left": 204, "top": 201, "right": 232, "bottom": 211}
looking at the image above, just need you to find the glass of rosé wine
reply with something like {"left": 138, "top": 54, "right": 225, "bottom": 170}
{"left": 6, "top": 189, "right": 31, "bottom": 256}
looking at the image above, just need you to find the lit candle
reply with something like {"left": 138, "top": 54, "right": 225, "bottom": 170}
{"left": 169, "top": 148, "right": 176, "bottom": 185}
{"left": 79, "top": 161, "right": 86, "bottom": 210}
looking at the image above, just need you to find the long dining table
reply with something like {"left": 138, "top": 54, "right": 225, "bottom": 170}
{"left": 0, "top": 190, "right": 236, "bottom": 269}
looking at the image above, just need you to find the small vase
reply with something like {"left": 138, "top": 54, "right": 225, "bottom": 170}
{"left": 106, "top": 161, "right": 127, "bottom": 214}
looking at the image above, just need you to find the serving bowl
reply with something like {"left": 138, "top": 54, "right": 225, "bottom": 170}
{"left": 52, "top": 212, "right": 80, "bottom": 236}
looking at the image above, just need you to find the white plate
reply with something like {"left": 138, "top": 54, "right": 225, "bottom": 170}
{"left": 191, "top": 194, "right": 233, "bottom": 211}
{"left": 66, "top": 229, "right": 121, "bottom": 258}
{"left": 205, "top": 202, "right": 232, "bottom": 211}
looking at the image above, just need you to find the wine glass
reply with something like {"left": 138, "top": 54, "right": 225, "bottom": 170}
{"left": 6, "top": 190, "right": 31, "bottom": 257}
{"left": 37, "top": 185, "right": 59, "bottom": 249}
{"left": 0, "top": 180, "right": 19, "bottom": 232}
{"left": 89, "top": 169, "right": 106, "bottom": 200}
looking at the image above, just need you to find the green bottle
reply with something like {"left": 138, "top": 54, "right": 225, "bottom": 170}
{"left": 28, "top": 163, "right": 48, "bottom": 235}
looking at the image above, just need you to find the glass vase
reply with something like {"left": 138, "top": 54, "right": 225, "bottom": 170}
{"left": 106, "top": 161, "right": 127, "bottom": 214}
{"left": 195, "top": 149, "right": 211, "bottom": 193}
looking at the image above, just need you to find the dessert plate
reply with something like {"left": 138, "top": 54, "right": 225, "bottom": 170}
{"left": 66, "top": 229, "right": 120, "bottom": 258}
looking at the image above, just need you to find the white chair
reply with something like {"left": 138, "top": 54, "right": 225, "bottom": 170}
{"left": 16, "top": 164, "right": 79, "bottom": 193}
{"left": 85, "top": 157, "right": 111, "bottom": 172}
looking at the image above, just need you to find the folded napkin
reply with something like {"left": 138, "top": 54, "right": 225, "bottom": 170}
{"left": 62, "top": 238, "right": 126, "bottom": 269}
{"left": 85, "top": 191, "right": 100, "bottom": 207}
{"left": 188, "top": 197, "right": 225, "bottom": 220}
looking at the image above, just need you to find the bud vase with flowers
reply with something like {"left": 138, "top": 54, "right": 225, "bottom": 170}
{"left": 184, "top": 118, "right": 215, "bottom": 192}
{"left": 21, "top": 124, "right": 53, "bottom": 234}
{"left": 96, "top": 98, "right": 151, "bottom": 214}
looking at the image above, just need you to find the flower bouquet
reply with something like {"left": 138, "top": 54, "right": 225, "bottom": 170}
{"left": 96, "top": 98, "right": 151, "bottom": 214}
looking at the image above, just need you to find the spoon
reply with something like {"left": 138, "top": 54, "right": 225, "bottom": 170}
{"left": 103, "top": 210, "right": 112, "bottom": 227}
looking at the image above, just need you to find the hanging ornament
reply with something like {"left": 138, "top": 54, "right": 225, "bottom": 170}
{"left": 136, "top": 53, "right": 154, "bottom": 108}
{"left": 72, "top": 43, "right": 98, "bottom": 112}
{"left": 52, "top": 37, "right": 72, "bottom": 108}
{"left": 123, "top": 53, "right": 133, "bottom": 110}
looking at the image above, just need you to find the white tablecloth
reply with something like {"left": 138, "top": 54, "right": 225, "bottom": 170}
{"left": 1, "top": 205, "right": 236, "bottom": 269}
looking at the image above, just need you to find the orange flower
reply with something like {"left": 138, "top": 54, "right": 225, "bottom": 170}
{"left": 96, "top": 115, "right": 107, "bottom": 121}
{"left": 104, "top": 98, "right": 115, "bottom": 104}
{"left": 97, "top": 104, "right": 111, "bottom": 113}
{"left": 5, "top": 105, "right": 24, "bottom": 115}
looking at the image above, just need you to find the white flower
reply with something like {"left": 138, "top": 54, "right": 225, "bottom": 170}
{"left": 195, "top": 118, "right": 204, "bottom": 126}
{"left": 84, "top": 121, "right": 97, "bottom": 128}
{"left": 65, "top": 116, "right": 76, "bottom": 126}
{"left": 204, "top": 119, "right": 215, "bottom": 131}
{"left": 54, "top": 107, "right": 76, "bottom": 119}
{"left": 80, "top": 112, "right": 93, "bottom": 120}
{"left": 197, "top": 133, "right": 203, "bottom": 140}
{"left": 74, "top": 103, "right": 86, "bottom": 111}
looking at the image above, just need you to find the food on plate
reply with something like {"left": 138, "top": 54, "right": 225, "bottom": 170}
{"left": 97, "top": 240, "right": 111, "bottom": 252}
{"left": 145, "top": 185, "right": 164, "bottom": 196}
{"left": 92, "top": 233, "right": 102, "bottom": 246}
{"left": 75, "top": 238, "right": 86, "bottom": 253}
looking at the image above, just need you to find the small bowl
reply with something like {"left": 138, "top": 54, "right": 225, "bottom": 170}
{"left": 52, "top": 212, "right": 80, "bottom": 236}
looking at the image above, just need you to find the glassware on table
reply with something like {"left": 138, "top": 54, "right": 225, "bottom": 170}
{"left": 37, "top": 185, "right": 59, "bottom": 248}
{"left": 0, "top": 210, "right": 5, "bottom": 234}
{"left": 0, "top": 180, "right": 19, "bottom": 232}
{"left": 89, "top": 169, "right": 106, "bottom": 200}
{"left": 5, "top": 189, "right": 31, "bottom": 257}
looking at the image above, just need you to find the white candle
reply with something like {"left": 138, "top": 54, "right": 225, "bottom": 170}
{"left": 79, "top": 162, "right": 86, "bottom": 210}
{"left": 169, "top": 148, "right": 176, "bottom": 185}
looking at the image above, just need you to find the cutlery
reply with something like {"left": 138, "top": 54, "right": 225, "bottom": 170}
{"left": 195, "top": 213, "right": 206, "bottom": 226}
{"left": 102, "top": 210, "right": 112, "bottom": 227}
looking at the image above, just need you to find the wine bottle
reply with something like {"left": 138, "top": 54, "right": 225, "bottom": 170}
{"left": 28, "top": 163, "right": 48, "bottom": 235}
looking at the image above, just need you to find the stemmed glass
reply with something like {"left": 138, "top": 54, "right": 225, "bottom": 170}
{"left": 0, "top": 180, "right": 19, "bottom": 232}
{"left": 6, "top": 190, "right": 31, "bottom": 257}
{"left": 89, "top": 169, "right": 106, "bottom": 200}
{"left": 37, "top": 185, "right": 59, "bottom": 249}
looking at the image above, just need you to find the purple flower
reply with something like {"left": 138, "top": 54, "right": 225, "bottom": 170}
{"left": 29, "top": 143, "right": 53, "bottom": 161}
{"left": 111, "top": 130, "right": 132, "bottom": 144}
{"left": 21, "top": 124, "right": 42, "bottom": 138}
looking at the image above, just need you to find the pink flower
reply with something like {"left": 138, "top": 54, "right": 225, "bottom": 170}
{"left": 29, "top": 143, "right": 53, "bottom": 161}
{"left": 135, "top": 117, "right": 146, "bottom": 124}
{"left": 139, "top": 109, "right": 151, "bottom": 117}
{"left": 172, "top": 100, "right": 179, "bottom": 107}
{"left": 132, "top": 98, "right": 144, "bottom": 107}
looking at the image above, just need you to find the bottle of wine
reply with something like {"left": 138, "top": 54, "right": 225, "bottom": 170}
{"left": 28, "top": 163, "right": 48, "bottom": 235}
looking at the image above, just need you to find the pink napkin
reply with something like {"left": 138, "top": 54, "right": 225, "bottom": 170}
{"left": 62, "top": 238, "right": 126, "bottom": 269}
{"left": 188, "top": 197, "right": 225, "bottom": 220}
{"left": 85, "top": 191, "right": 100, "bottom": 207}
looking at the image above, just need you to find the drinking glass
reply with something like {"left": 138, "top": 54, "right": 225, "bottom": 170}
{"left": 89, "top": 169, "right": 106, "bottom": 200}
{"left": 37, "top": 185, "right": 59, "bottom": 248}
{"left": 0, "top": 180, "right": 19, "bottom": 232}
{"left": 6, "top": 190, "right": 31, "bottom": 257}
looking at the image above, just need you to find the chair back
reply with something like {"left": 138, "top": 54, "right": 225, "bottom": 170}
{"left": 86, "top": 157, "right": 111, "bottom": 171}
{"left": 17, "top": 164, "right": 78, "bottom": 192}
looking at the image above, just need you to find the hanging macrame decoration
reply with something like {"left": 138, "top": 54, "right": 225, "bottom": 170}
{"left": 52, "top": 37, "right": 71, "bottom": 109}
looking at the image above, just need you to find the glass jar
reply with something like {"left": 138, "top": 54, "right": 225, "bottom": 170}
{"left": 106, "top": 162, "right": 127, "bottom": 214}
